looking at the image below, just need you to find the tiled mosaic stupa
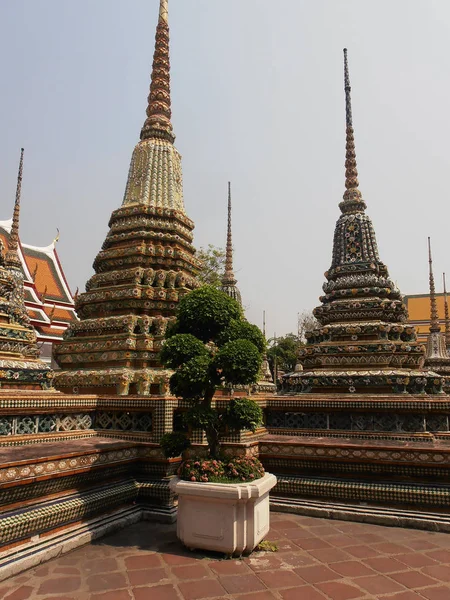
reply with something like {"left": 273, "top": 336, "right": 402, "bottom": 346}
{"left": 283, "top": 49, "right": 443, "bottom": 396}
{"left": 423, "top": 238, "right": 450, "bottom": 379}
{"left": 54, "top": 0, "right": 200, "bottom": 396}
{"left": 220, "top": 182, "right": 242, "bottom": 306}
{"left": 0, "top": 149, "right": 54, "bottom": 390}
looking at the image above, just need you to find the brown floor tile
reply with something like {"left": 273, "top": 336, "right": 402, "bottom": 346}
{"left": 178, "top": 578, "right": 227, "bottom": 599}
{"left": 270, "top": 520, "right": 302, "bottom": 530}
{"left": 53, "top": 567, "right": 80, "bottom": 575}
{"left": 171, "top": 565, "right": 210, "bottom": 580}
{"left": 372, "top": 542, "right": 410, "bottom": 555}
{"left": 279, "top": 586, "right": 327, "bottom": 600}
{"left": 218, "top": 573, "right": 266, "bottom": 595}
{"left": 405, "top": 539, "right": 439, "bottom": 551}
{"left": 124, "top": 554, "right": 162, "bottom": 570}
{"left": 83, "top": 558, "right": 119, "bottom": 574}
{"left": 362, "top": 556, "right": 407, "bottom": 573}
{"left": 305, "top": 526, "right": 340, "bottom": 537}
{"left": 294, "top": 564, "right": 342, "bottom": 584}
{"left": 209, "top": 560, "right": 250, "bottom": 575}
{"left": 422, "top": 564, "right": 450, "bottom": 583}
{"left": 282, "top": 528, "right": 321, "bottom": 541}
{"left": 420, "top": 586, "right": 450, "bottom": 600}
{"left": 133, "top": 584, "right": 180, "bottom": 600}
{"left": 277, "top": 552, "right": 316, "bottom": 569}
{"left": 389, "top": 570, "right": 439, "bottom": 588}
{"left": 0, "top": 588, "right": 12, "bottom": 600}
{"left": 257, "top": 569, "right": 304, "bottom": 589}
{"left": 425, "top": 549, "right": 450, "bottom": 563}
{"left": 37, "top": 577, "right": 82, "bottom": 595}
{"left": 354, "top": 574, "right": 404, "bottom": 595}
{"left": 293, "top": 537, "right": 332, "bottom": 550}
{"left": 128, "top": 568, "right": 169, "bottom": 586}
{"left": 161, "top": 553, "right": 198, "bottom": 567}
{"left": 91, "top": 591, "right": 132, "bottom": 600}
{"left": 307, "top": 547, "right": 353, "bottom": 564}
{"left": 387, "top": 592, "right": 426, "bottom": 600}
{"left": 344, "top": 545, "right": 381, "bottom": 559}
{"left": 329, "top": 561, "right": 376, "bottom": 578}
{"left": 3, "top": 588, "right": 33, "bottom": 600}
{"left": 397, "top": 553, "right": 438, "bottom": 568}
{"left": 34, "top": 566, "right": 50, "bottom": 577}
{"left": 86, "top": 572, "right": 127, "bottom": 593}
{"left": 324, "top": 535, "right": 359, "bottom": 548}
{"left": 315, "top": 581, "right": 366, "bottom": 600}
{"left": 352, "top": 533, "right": 386, "bottom": 544}
{"left": 245, "top": 554, "right": 282, "bottom": 571}
{"left": 233, "top": 592, "right": 277, "bottom": 600}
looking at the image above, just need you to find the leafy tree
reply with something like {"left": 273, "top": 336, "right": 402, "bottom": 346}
{"left": 267, "top": 333, "right": 302, "bottom": 375}
{"left": 159, "top": 286, "right": 264, "bottom": 458}
{"left": 196, "top": 245, "right": 226, "bottom": 288}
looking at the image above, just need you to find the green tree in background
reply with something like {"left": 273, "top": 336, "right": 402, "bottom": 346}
{"left": 196, "top": 245, "right": 226, "bottom": 288}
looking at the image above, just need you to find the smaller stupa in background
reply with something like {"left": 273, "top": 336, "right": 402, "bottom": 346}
{"left": 423, "top": 239, "right": 450, "bottom": 381}
{"left": 0, "top": 149, "right": 54, "bottom": 390}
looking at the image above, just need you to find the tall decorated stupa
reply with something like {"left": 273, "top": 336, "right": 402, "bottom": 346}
{"left": 220, "top": 182, "right": 242, "bottom": 306}
{"left": 54, "top": 0, "right": 200, "bottom": 395}
{"left": 423, "top": 239, "right": 450, "bottom": 379}
{"left": 0, "top": 149, "right": 54, "bottom": 390}
{"left": 284, "top": 50, "right": 443, "bottom": 395}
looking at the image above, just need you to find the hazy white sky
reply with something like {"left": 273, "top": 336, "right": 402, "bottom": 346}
{"left": 1, "top": 0, "right": 449, "bottom": 336}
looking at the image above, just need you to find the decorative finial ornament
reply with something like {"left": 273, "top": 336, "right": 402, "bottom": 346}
{"left": 224, "top": 182, "right": 235, "bottom": 282}
{"left": 443, "top": 273, "right": 450, "bottom": 346}
{"left": 340, "top": 49, "right": 367, "bottom": 215}
{"left": 5, "top": 148, "right": 24, "bottom": 269}
{"left": 220, "top": 182, "right": 242, "bottom": 306}
{"left": 428, "top": 237, "right": 440, "bottom": 333}
{"left": 140, "top": 0, "right": 174, "bottom": 143}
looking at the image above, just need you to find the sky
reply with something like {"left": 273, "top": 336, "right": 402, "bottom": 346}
{"left": 1, "top": 0, "right": 450, "bottom": 337}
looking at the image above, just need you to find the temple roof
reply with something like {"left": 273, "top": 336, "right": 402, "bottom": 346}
{"left": 0, "top": 219, "right": 77, "bottom": 342}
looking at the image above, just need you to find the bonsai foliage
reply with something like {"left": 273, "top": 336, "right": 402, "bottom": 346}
{"left": 178, "top": 456, "right": 265, "bottom": 483}
{"left": 159, "top": 286, "right": 265, "bottom": 461}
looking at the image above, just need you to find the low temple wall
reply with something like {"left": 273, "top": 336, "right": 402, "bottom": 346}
{"left": 1, "top": 391, "right": 450, "bottom": 579}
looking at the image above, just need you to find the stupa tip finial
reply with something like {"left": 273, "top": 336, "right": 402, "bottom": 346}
{"left": 339, "top": 48, "right": 366, "bottom": 214}
{"left": 428, "top": 237, "right": 440, "bottom": 332}
{"left": 140, "top": 0, "right": 174, "bottom": 143}
{"left": 5, "top": 148, "right": 24, "bottom": 269}
{"left": 159, "top": 0, "right": 168, "bottom": 23}
{"left": 224, "top": 181, "right": 234, "bottom": 281}
{"left": 343, "top": 48, "right": 352, "bottom": 126}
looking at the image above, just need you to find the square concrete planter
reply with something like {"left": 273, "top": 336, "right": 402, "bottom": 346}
{"left": 169, "top": 472, "right": 277, "bottom": 556}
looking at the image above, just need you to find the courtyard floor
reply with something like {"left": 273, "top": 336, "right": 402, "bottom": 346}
{"left": 2, "top": 512, "right": 450, "bottom": 600}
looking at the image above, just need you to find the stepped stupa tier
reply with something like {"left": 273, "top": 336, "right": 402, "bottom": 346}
{"left": 283, "top": 50, "right": 443, "bottom": 396}
{"left": 54, "top": 0, "right": 200, "bottom": 396}
{"left": 423, "top": 240, "right": 450, "bottom": 379}
{"left": 0, "top": 149, "right": 54, "bottom": 390}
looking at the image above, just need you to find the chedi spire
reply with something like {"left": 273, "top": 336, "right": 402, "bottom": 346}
{"left": 5, "top": 148, "right": 24, "bottom": 269}
{"left": 140, "top": 0, "right": 174, "bottom": 143}
{"left": 340, "top": 49, "right": 367, "bottom": 215}
{"left": 221, "top": 182, "right": 242, "bottom": 306}
{"left": 428, "top": 238, "right": 440, "bottom": 333}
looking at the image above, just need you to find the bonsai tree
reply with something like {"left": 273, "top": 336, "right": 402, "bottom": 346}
{"left": 159, "top": 286, "right": 265, "bottom": 466}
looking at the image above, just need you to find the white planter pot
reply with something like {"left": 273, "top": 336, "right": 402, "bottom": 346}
{"left": 169, "top": 472, "right": 277, "bottom": 556}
